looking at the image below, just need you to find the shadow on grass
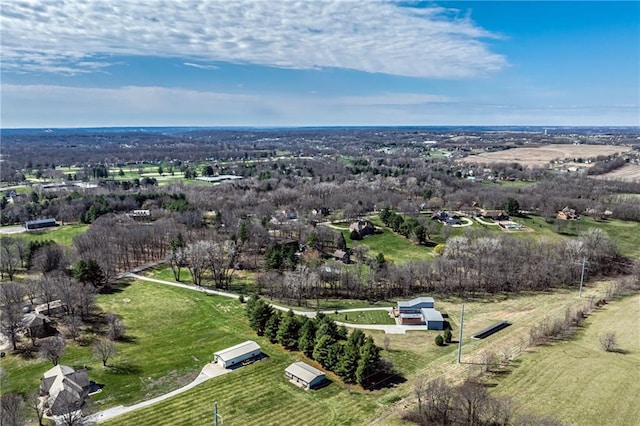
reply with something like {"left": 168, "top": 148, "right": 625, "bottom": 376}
{"left": 365, "top": 372, "right": 407, "bottom": 390}
{"left": 100, "top": 281, "right": 132, "bottom": 295}
{"left": 108, "top": 361, "right": 143, "bottom": 375}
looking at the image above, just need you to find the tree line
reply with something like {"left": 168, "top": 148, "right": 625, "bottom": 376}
{"left": 245, "top": 295, "right": 390, "bottom": 387}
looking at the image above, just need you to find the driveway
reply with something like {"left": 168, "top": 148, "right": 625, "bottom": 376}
{"left": 87, "top": 362, "right": 230, "bottom": 423}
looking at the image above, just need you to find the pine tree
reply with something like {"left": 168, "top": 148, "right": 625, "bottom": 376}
{"left": 298, "top": 319, "right": 317, "bottom": 357}
{"left": 336, "top": 340, "right": 360, "bottom": 383}
{"left": 264, "top": 311, "right": 282, "bottom": 343}
{"left": 313, "top": 334, "right": 337, "bottom": 368}
{"left": 277, "top": 310, "right": 300, "bottom": 350}
{"left": 249, "top": 299, "right": 273, "bottom": 336}
{"left": 356, "top": 337, "right": 381, "bottom": 387}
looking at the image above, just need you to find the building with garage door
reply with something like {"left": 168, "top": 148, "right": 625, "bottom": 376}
{"left": 214, "top": 340, "right": 261, "bottom": 368}
{"left": 285, "top": 362, "right": 326, "bottom": 389}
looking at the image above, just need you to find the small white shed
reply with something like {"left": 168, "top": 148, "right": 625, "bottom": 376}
{"left": 214, "top": 341, "right": 261, "bottom": 368}
{"left": 285, "top": 362, "right": 326, "bottom": 389}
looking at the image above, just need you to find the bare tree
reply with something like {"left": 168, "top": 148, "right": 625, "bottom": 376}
{"left": 600, "top": 332, "right": 618, "bottom": 352}
{"left": 93, "top": 338, "right": 117, "bottom": 366}
{"left": 27, "top": 390, "right": 46, "bottom": 426}
{"left": 106, "top": 312, "right": 125, "bottom": 341}
{"left": 0, "top": 282, "right": 25, "bottom": 350}
{"left": 0, "top": 393, "right": 25, "bottom": 426}
{"left": 0, "top": 237, "right": 20, "bottom": 280}
{"left": 413, "top": 375, "right": 426, "bottom": 415}
{"left": 185, "top": 241, "right": 211, "bottom": 286}
{"left": 40, "top": 335, "right": 66, "bottom": 366}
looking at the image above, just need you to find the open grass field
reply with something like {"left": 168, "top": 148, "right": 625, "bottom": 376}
{"left": 462, "top": 144, "right": 631, "bottom": 167}
{"left": 488, "top": 293, "right": 640, "bottom": 425}
{"left": 327, "top": 309, "right": 396, "bottom": 325}
{"left": 7, "top": 223, "right": 89, "bottom": 247}
{"left": 336, "top": 225, "right": 435, "bottom": 264}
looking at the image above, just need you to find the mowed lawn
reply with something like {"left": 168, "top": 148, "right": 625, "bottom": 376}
{"left": 9, "top": 223, "right": 89, "bottom": 247}
{"left": 328, "top": 309, "right": 396, "bottom": 325}
{"left": 489, "top": 293, "right": 640, "bottom": 425}
{"left": 338, "top": 226, "right": 434, "bottom": 263}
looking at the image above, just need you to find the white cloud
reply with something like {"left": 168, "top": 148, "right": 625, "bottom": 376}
{"left": 0, "top": 0, "right": 506, "bottom": 78}
{"left": 183, "top": 62, "right": 220, "bottom": 70}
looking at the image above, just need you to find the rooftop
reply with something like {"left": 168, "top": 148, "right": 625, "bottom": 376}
{"left": 214, "top": 340, "right": 260, "bottom": 362}
{"left": 285, "top": 362, "right": 325, "bottom": 383}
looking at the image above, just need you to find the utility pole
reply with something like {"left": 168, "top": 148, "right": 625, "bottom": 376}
{"left": 457, "top": 304, "right": 464, "bottom": 364}
{"left": 579, "top": 256, "right": 586, "bottom": 298}
{"left": 214, "top": 402, "right": 219, "bottom": 426}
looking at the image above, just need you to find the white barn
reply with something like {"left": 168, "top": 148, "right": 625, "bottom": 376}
{"left": 285, "top": 362, "right": 326, "bottom": 389}
{"left": 214, "top": 341, "right": 261, "bottom": 368}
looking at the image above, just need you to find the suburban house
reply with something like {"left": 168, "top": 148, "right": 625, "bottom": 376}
{"left": 431, "top": 211, "right": 461, "bottom": 225}
{"left": 349, "top": 220, "right": 376, "bottom": 238}
{"left": 332, "top": 249, "right": 350, "bottom": 263}
{"left": 557, "top": 207, "right": 579, "bottom": 220}
{"left": 285, "top": 362, "right": 326, "bottom": 389}
{"left": 40, "top": 365, "right": 90, "bottom": 416}
{"left": 480, "top": 209, "right": 508, "bottom": 220}
{"left": 24, "top": 218, "right": 57, "bottom": 230}
{"left": 22, "top": 312, "right": 55, "bottom": 338}
{"left": 35, "top": 300, "right": 66, "bottom": 316}
{"left": 128, "top": 209, "right": 151, "bottom": 221}
{"left": 396, "top": 297, "right": 445, "bottom": 330}
{"left": 214, "top": 340, "right": 261, "bottom": 368}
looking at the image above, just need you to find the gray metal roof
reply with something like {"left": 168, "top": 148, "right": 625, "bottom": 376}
{"left": 397, "top": 297, "right": 435, "bottom": 308}
{"left": 285, "top": 362, "right": 325, "bottom": 383}
{"left": 420, "top": 308, "right": 444, "bottom": 322}
{"left": 214, "top": 340, "right": 260, "bottom": 362}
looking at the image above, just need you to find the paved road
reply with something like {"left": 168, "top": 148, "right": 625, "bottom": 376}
{"left": 0, "top": 225, "right": 26, "bottom": 235}
{"left": 86, "top": 362, "right": 230, "bottom": 424}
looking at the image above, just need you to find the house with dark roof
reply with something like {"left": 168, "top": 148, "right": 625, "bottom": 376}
{"left": 24, "top": 218, "right": 57, "bottom": 230}
{"left": 40, "top": 365, "right": 90, "bottom": 416}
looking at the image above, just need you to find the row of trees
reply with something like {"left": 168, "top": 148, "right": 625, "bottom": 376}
{"left": 406, "top": 377, "right": 562, "bottom": 426}
{"left": 245, "top": 296, "right": 388, "bottom": 387}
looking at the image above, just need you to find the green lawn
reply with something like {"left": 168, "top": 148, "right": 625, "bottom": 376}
{"left": 327, "top": 310, "right": 396, "bottom": 325}
{"left": 10, "top": 223, "right": 89, "bottom": 247}
{"left": 489, "top": 293, "right": 640, "bottom": 425}
{"left": 340, "top": 227, "right": 435, "bottom": 264}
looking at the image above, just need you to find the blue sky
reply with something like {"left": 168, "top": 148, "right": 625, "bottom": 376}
{"left": 1, "top": 1, "right": 638, "bottom": 128}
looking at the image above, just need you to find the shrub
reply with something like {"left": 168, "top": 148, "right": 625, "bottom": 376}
{"left": 600, "top": 332, "right": 618, "bottom": 352}
{"left": 238, "top": 295, "right": 245, "bottom": 304}
{"left": 443, "top": 329, "right": 452, "bottom": 343}
{"left": 435, "top": 335, "right": 444, "bottom": 346}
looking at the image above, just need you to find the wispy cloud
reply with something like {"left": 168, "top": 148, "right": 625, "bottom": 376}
{"left": 0, "top": 0, "right": 506, "bottom": 78}
{"left": 183, "top": 62, "right": 220, "bottom": 70}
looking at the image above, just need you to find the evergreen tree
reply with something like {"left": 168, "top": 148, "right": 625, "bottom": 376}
{"left": 347, "top": 329, "right": 366, "bottom": 349}
{"left": 264, "top": 311, "right": 282, "bottom": 343}
{"left": 337, "top": 340, "right": 360, "bottom": 383}
{"left": 313, "top": 334, "right": 337, "bottom": 368}
{"left": 298, "top": 318, "right": 317, "bottom": 357}
{"left": 249, "top": 299, "right": 273, "bottom": 336}
{"left": 277, "top": 310, "right": 301, "bottom": 350}
{"left": 73, "top": 259, "right": 105, "bottom": 287}
{"left": 335, "top": 232, "right": 347, "bottom": 250}
{"left": 356, "top": 337, "right": 381, "bottom": 387}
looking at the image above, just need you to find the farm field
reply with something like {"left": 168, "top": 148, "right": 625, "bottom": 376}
{"left": 489, "top": 293, "right": 640, "bottom": 426}
{"left": 462, "top": 144, "right": 631, "bottom": 167}
{"left": 593, "top": 163, "right": 640, "bottom": 182}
